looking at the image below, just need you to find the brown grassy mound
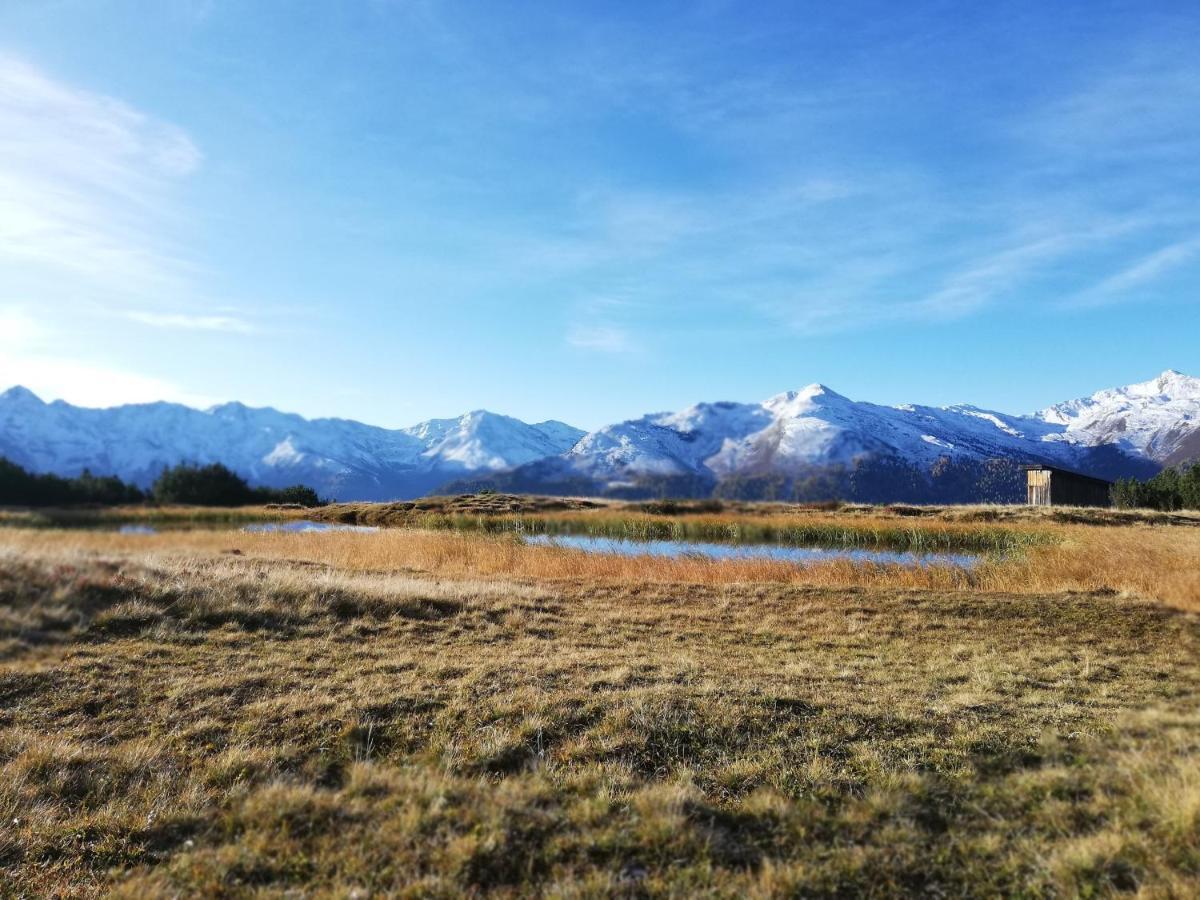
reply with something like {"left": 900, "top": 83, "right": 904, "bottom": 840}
{"left": 312, "top": 493, "right": 1200, "bottom": 528}
{"left": 312, "top": 492, "right": 610, "bottom": 525}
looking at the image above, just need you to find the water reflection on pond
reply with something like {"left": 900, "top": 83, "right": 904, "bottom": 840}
{"left": 113, "top": 521, "right": 379, "bottom": 535}
{"left": 242, "top": 522, "right": 380, "bottom": 534}
{"left": 522, "top": 533, "right": 981, "bottom": 568}
{"left": 112, "top": 521, "right": 981, "bottom": 567}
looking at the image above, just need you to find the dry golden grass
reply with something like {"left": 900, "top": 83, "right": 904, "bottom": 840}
{"left": 0, "top": 513, "right": 1197, "bottom": 896}
{"left": 2, "top": 510, "right": 1197, "bottom": 610}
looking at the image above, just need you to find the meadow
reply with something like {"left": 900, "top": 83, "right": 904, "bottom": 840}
{"left": 0, "top": 499, "right": 1198, "bottom": 896}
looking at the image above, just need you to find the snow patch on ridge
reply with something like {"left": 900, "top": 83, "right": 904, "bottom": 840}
{"left": 264, "top": 436, "right": 305, "bottom": 465}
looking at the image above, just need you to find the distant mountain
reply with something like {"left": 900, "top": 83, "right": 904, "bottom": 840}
{"left": 0, "top": 387, "right": 583, "bottom": 501}
{"left": 451, "top": 371, "right": 1196, "bottom": 503}
{"left": 1, "top": 370, "right": 1195, "bottom": 503}
{"left": 1037, "top": 370, "right": 1200, "bottom": 466}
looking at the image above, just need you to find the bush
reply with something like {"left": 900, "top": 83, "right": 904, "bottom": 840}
{"left": 0, "top": 458, "right": 325, "bottom": 508}
{"left": 151, "top": 462, "right": 325, "bottom": 507}
{"left": 266, "top": 484, "right": 324, "bottom": 507}
{"left": 0, "top": 458, "right": 144, "bottom": 506}
{"left": 1112, "top": 463, "right": 1200, "bottom": 511}
{"left": 151, "top": 462, "right": 253, "bottom": 506}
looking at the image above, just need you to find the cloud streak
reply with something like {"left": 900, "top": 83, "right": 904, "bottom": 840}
{"left": 566, "top": 323, "right": 636, "bottom": 354}
{"left": 123, "top": 311, "right": 256, "bottom": 333}
{"left": 0, "top": 56, "right": 247, "bottom": 408}
{"left": 1078, "top": 237, "right": 1200, "bottom": 305}
{"left": 0, "top": 54, "right": 203, "bottom": 295}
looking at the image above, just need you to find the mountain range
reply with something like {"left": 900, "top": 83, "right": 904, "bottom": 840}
{"left": 1, "top": 370, "right": 1197, "bottom": 503}
{"left": 0, "top": 387, "right": 584, "bottom": 501}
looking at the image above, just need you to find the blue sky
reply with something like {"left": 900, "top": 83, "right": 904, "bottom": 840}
{"left": 0, "top": 0, "right": 1197, "bottom": 429}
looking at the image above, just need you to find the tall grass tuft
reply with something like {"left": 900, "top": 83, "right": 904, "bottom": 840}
{"left": 404, "top": 511, "right": 1051, "bottom": 553}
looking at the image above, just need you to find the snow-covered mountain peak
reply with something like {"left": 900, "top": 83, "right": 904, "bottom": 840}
{"left": 1035, "top": 370, "right": 1200, "bottom": 461}
{"left": 1139, "top": 369, "right": 1200, "bottom": 399}
{"left": 763, "top": 383, "right": 845, "bottom": 416}
{"left": 533, "top": 420, "right": 586, "bottom": 449}
{"left": 409, "top": 409, "right": 585, "bottom": 471}
{"left": 204, "top": 401, "right": 261, "bottom": 421}
{"left": 652, "top": 400, "right": 762, "bottom": 432}
{"left": 1, "top": 385, "right": 43, "bottom": 406}
{"left": 0, "top": 390, "right": 584, "bottom": 500}
{"left": 799, "top": 382, "right": 836, "bottom": 398}
{"left": 206, "top": 400, "right": 246, "bottom": 413}
{"left": 3, "top": 372, "right": 1196, "bottom": 503}
{"left": 1042, "top": 370, "right": 1200, "bottom": 416}
{"left": 538, "top": 373, "right": 1197, "bottom": 492}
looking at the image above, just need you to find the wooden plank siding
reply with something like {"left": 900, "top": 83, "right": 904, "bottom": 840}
{"left": 1024, "top": 465, "right": 1113, "bottom": 508}
{"left": 1026, "top": 468, "right": 1052, "bottom": 506}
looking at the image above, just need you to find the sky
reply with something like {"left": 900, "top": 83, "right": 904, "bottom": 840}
{"left": 0, "top": 0, "right": 1198, "bottom": 430}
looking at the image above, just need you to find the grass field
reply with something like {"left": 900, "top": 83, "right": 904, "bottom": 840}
{"left": 1, "top": 502, "right": 1198, "bottom": 896}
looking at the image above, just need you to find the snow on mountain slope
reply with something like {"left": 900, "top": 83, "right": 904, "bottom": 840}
{"left": 565, "top": 401, "right": 774, "bottom": 480}
{"left": 2, "top": 370, "right": 1194, "bottom": 503}
{"left": 539, "top": 374, "right": 1194, "bottom": 491}
{"left": 0, "top": 388, "right": 584, "bottom": 501}
{"left": 558, "top": 386, "right": 1024, "bottom": 484}
{"left": 720, "top": 384, "right": 1063, "bottom": 473}
{"left": 417, "top": 410, "right": 585, "bottom": 470}
{"left": 1036, "top": 370, "right": 1200, "bottom": 462}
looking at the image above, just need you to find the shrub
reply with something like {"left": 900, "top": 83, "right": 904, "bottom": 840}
{"left": 151, "top": 462, "right": 326, "bottom": 507}
{"left": 0, "top": 458, "right": 144, "bottom": 506}
{"left": 265, "top": 484, "right": 324, "bottom": 507}
{"left": 151, "top": 462, "right": 254, "bottom": 506}
{"left": 1112, "top": 463, "right": 1200, "bottom": 511}
{"left": 0, "top": 457, "right": 325, "bottom": 508}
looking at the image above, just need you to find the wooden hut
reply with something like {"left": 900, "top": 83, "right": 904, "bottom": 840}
{"left": 1024, "top": 464, "right": 1113, "bottom": 507}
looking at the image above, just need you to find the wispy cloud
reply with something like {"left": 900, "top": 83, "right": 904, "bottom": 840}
{"left": 1070, "top": 236, "right": 1200, "bottom": 307}
{"left": 1104, "top": 237, "right": 1200, "bottom": 290}
{"left": 4, "top": 8, "right": 1197, "bottom": 421}
{"left": 1024, "top": 47, "right": 1200, "bottom": 165}
{"left": 912, "top": 237, "right": 1073, "bottom": 319}
{"left": 0, "top": 54, "right": 202, "bottom": 295}
{"left": 422, "top": 23, "right": 1200, "bottom": 343}
{"left": 123, "top": 311, "right": 256, "bottom": 333}
{"left": 0, "top": 58, "right": 240, "bottom": 407}
{"left": 910, "top": 213, "right": 1156, "bottom": 322}
{"left": 566, "top": 323, "right": 636, "bottom": 354}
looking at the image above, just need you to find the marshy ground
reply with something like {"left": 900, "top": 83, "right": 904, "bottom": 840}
{"left": 0, "top": 499, "right": 1198, "bottom": 896}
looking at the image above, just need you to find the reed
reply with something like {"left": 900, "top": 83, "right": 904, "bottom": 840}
{"left": 364, "top": 509, "right": 1053, "bottom": 553}
{"left": 2, "top": 510, "right": 1196, "bottom": 610}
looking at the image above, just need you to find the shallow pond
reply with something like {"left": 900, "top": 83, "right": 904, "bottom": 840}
{"left": 113, "top": 522, "right": 381, "bottom": 535}
{"left": 242, "top": 522, "right": 380, "bottom": 534}
{"left": 115, "top": 520, "right": 980, "bottom": 567}
{"left": 522, "top": 533, "right": 981, "bottom": 568}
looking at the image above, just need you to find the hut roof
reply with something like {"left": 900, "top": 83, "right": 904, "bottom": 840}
{"left": 1022, "top": 464, "right": 1114, "bottom": 487}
